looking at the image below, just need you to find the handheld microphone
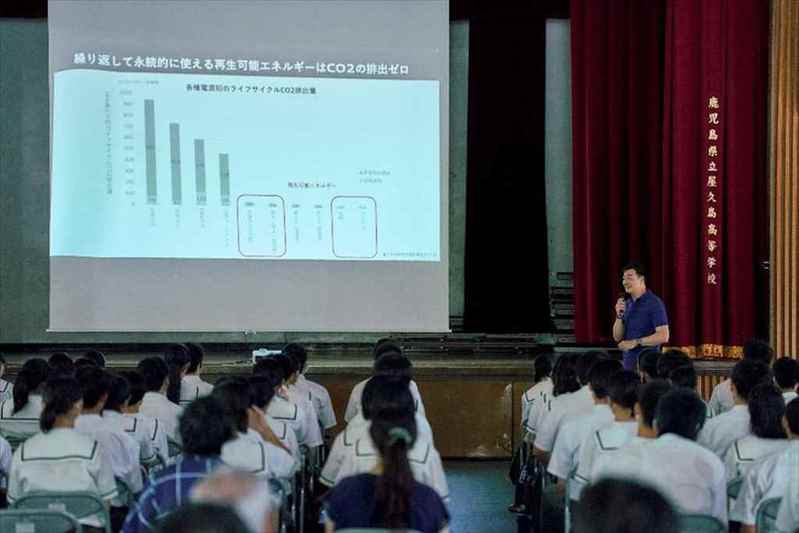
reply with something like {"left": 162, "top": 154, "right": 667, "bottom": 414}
{"left": 616, "top": 291, "right": 627, "bottom": 319}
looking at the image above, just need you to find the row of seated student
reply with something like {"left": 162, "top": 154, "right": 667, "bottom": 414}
{"left": 513, "top": 340, "right": 799, "bottom": 533}
{"left": 0, "top": 340, "right": 451, "bottom": 533}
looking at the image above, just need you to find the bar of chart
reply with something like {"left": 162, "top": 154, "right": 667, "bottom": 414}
{"left": 50, "top": 69, "right": 441, "bottom": 261}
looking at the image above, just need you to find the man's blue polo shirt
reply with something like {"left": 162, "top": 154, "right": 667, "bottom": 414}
{"left": 622, "top": 290, "right": 669, "bottom": 370}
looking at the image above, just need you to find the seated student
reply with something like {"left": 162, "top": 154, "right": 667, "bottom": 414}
{"left": 164, "top": 344, "right": 191, "bottom": 406}
{"left": 74, "top": 356, "right": 98, "bottom": 369}
{"left": 84, "top": 349, "right": 107, "bottom": 368}
{"left": 120, "top": 370, "right": 169, "bottom": 464}
{"left": 699, "top": 359, "right": 774, "bottom": 458}
{"left": 548, "top": 359, "right": 621, "bottom": 501}
{"left": 273, "top": 353, "right": 323, "bottom": 443}
{"left": 533, "top": 351, "right": 603, "bottom": 463}
{"left": 731, "top": 397, "right": 799, "bottom": 533}
{"left": 123, "top": 396, "right": 234, "bottom": 533}
{"left": 668, "top": 364, "right": 713, "bottom": 419}
{"left": 7, "top": 377, "right": 117, "bottom": 525}
{"left": 180, "top": 343, "right": 214, "bottom": 406}
{"left": 283, "top": 343, "right": 337, "bottom": 433}
{"left": 709, "top": 339, "right": 773, "bottom": 416}
{"left": 575, "top": 370, "right": 641, "bottom": 497}
{"left": 773, "top": 356, "right": 799, "bottom": 403}
{"left": 253, "top": 357, "right": 322, "bottom": 448}
{"left": 137, "top": 357, "right": 184, "bottom": 448}
{"left": 47, "top": 352, "right": 75, "bottom": 378}
{"left": 636, "top": 348, "right": 661, "bottom": 384}
{"left": 521, "top": 353, "right": 554, "bottom": 440}
{"left": 212, "top": 378, "right": 294, "bottom": 479}
{"left": 775, "top": 439, "right": 799, "bottom": 533}
{"left": 573, "top": 478, "right": 678, "bottom": 533}
{"left": 248, "top": 375, "right": 299, "bottom": 461}
{"left": 324, "top": 389, "right": 449, "bottom": 533}
{"left": 0, "top": 354, "right": 12, "bottom": 402}
{"left": 0, "top": 358, "right": 49, "bottom": 442}
{"left": 724, "top": 383, "right": 789, "bottom": 482}
{"left": 332, "top": 379, "right": 448, "bottom": 502}
{"left": 595, "top": 388, "right": 726, "bottom": 523}
{"left": 103, "top": 373, "right": 158, "bottom": 466}
{"left": 344, "top": 340, "right": 427, "bottom": 423}
{"left": 525, "top": 353, "right": 580, "bottom": 438}
{"left": 655, "top": 349, "right": 691, "bottom": 380}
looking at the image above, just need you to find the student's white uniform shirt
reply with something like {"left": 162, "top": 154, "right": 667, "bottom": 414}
{"left": 0, "top": 435, "right": 11, "bottom": 477}
{"left": 75, "top": 414, "right": 143, "bottom": 502}
{"left": 124, "top": 411, "right": 169, "bottom": 464}
{"left": 731, "top": 441, "right": 797, "bottom": 526}
{"left": 575, "top": 420, "right": 638, "bottom": 497}
{"left": 286, "top": 386, "right": 324, "bottom": 443}
{"left": 179, "top": 374, "right": 214, "bottom": 406}
{"left": 103, "top": 410, "right": 157, "bottom": 465}
{"left": 547, "top": 404, "right": 614, "bottom": 498}
{"left": 521, "top": 378, "right": 553, "bottom": 434}
{"left": 8, "top": 428, "right": 117, "bottom": 526}
{"left": 698, "top": 404, "right": 751, "bottom": 458}
{"left": 335, "top": 432, "right": 449, "bottom": 503}
{"left": 593, "top": 433, "right": 727, "bottom": 524}
{"left": 221, "top": 429, "right": 295, "bottom": 479}
{"left": 708, "top": 378, "right": 735, "bottom": 416}
{"left": 776, "top": 442, "right": 799, "bottom": 533}
{"left": 139, "top": 391, "right": 183, "bottom": 446}
{"left": 0, "top": 379, "right": 13, "bottom": 403}
{"left": 294, "top": 375, "right": 337, "bottom": 430}
{"left": 265, "top": 413, "right": 300, "bottom": 463}
{"left": 723, "top": 435, "right": 790, "bottom": 482}
{"left": 534, "top": 386, "right": 594, "bottom": 453}
{"left": 0, "top": 395, "right": 44, "bottom": 441}
{"left": 783, "top": 390, "right": 798, "bottom": 404}
{"left": 344, "top": 378, "right": 426, "bottom": 423}
{"left": 267, "top": 395, "right": 322, "bottom": 448}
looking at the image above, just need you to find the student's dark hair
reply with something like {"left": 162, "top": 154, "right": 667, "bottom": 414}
{"left": 83, "top": 350, "right": 107, "bottom": 368}
{"left": 252, "top": 358, "right": 284, "bottom": 389}
{"left": 13, "top": 358, "right": 50, "bottom": 414}
{"left": 638, "top": 380, "right": 672, "bottom": 429}
{"left": 48, "top": 352, "right": 75, "bottom": 378}
{"left": 40, "top": 376, "right": 82, "bottom": 432}
{"left": 374, "top": 352, "right": 413, "bottom": 380}
{"left": 773, "top": 357, "right": 799, "bottom": 390}
{"left": 179, "top": 396, "right": 234, "bottom": 456}
{"left": 742, "top": 338, "right": 774, "bottom": 365}
{"left": 574, "top": 478, "right": 678, "bottom": 533}
{"left": 155, "top": 503, "right": 250, "bottom": 533}
{"left": 655, "top": 388, "right": 706, "bottom": 440}
{"left": 185, "top": 343, "right": 205, "bottom": 374}
{"left": 248, "top": 375, "right": 276, "bottom": 410}
{"left": 74, "top": 357, "right": 97, "bottom": 369}
{"left": 589, "top": 359, "right": 623, "bottom": 400}
{"left": 748, "top": 383, "right": 787, "bottom": 439}
{"left": 552, "top": 354, "right": 581, "bottom": 397}
{"left": 533, "top": 353, "right": 553, "bottom": 383}
{"left": 282, "top": 343, "right": 308, "bottom": 373}
{"left": 656, "top": 350, "right": 691, "bottom": 379}
{"left": 668, "top": 365, "right": 697, "bottom": 390}
{"left": 164, "top": 344, "right": 190, "bottom": 404}
{"left": 731, "top": 359, "right": 773, "bottom": 402}
{"left": 576, "top": 351, "right": 606, "bottom": 385}
{"left": 622, "top": 261, "right": 647, "bottom": 280}
{"left": 105, "top": 374, "right": 131, "bottom": 413}
{"left": 121, "top": 370, "right": 147, "bottom": 405}
{"left": 273, "top": 353, "right": 298, "bottom": 381}
{"left": 75, "top": 366, "right": 113, "bottom": 409}
{"left": 786, "top": 398, "right": 799, "bottom": 435}
{"left": 638, "top": 349, "right": 661, "bottom": 381}
{"left": 211, "top": 378, "right": 251, "bottom": 433}
{"left": 373, "top": 338, "right": 402, "bottom": 360}
{"left": 138, "top": 356, "right": 169, "bottom": 392}
{"left": 369, "top": 387, "right": 417, "bottom": 529}
{"left": 608, "top": 371, "right": 640, "bottom": 414}
{"left": 362, "top": 375, "right": 411, "bottom": 421}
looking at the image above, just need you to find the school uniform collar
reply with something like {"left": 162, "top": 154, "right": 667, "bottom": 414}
{"left": 592, "top": 404, "right": 613, "bottom": 416}
{"left": 77, "top": 413, "right": 104, "bottom": 424}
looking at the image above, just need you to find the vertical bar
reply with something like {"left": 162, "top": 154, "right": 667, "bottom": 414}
{"left": 219, "top": 153, "right": 230, "bottom": 206}
{"left": 194, "top": 139, "right": 206, "bottom": 205}
{"left": 169, "top": 123, "right": 182, "bottom": 205}
{"left": 144, "top": 99, "right": 157, "bottom": 204}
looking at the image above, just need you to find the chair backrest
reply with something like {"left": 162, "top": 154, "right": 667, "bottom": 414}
{"left": 727, "top": 477, "right": 743, "bottom": 500}
{"left": 167, "top": 439, "right": 183, "bottom": 458}
{"left": 0, "top": 508, "right": 83, "bottom": 533}
{"left": 12, "top": 491, "right": 111, "bottom": 533}
{"left": 755, "top": 497, "right": 782, "bottom": 533}
{"left": 2, "top": 432, "right": 29, "bottom": 452}
{"left": 678, "top": 514, "right": 727, "bottom": 533}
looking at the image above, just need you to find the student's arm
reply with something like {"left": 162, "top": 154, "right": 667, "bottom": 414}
{"left": 612, "top": 318, "right": 625, "bottom": 343}
{"left": 249, "top": 407, "right": 292, "bottom": 454}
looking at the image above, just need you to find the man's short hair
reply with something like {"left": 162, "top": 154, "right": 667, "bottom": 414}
{"left": 638, "top": 349, "right": 661, "bottom": 380}
{"left": 608, "top": 371, "right": 640, "bottom": 411}
{"left": 48, "top": 352, "right": 75, "bottom": 378}
{"left": 120, "top": 370, "right": 146, "bottom": 405}
{"left": 589, "top": 360, "right": 623, "bottom": 400}
{"left": 138, "top": 357, "right": 169, "bottom": 392}
{"left": 179, "top": 396, "right": 234, "bottom": 456}
{"left": 247, "top": 375, "right": 276, "bottom": 410}
{"left": 105, "top": 374, "right": 131, "bottom": 412}
{"left": 785, "top": 398, "right": 799, "bottom": 435}
{"left": 655, "top": 388, "right": 707, "bottom": 440}
{"left": 75, "top": 366, "right": 112, "bottom": 409}
{"left": 668, "top": 365, "right": 697, "bottom": 390}
{"left": 743, "top": 339, "right": 774, "bottom": 365}
{"left": 186, "top": 343, "right": 205, "bottom": 374}
{"left": 638, "top": 380, "right": 672, "bottom": 429}
{"left": 574, "top": 478, "right": 677, "bottom": 533}
{"left": 576, "top": 351, "right": 606, "bottom": 386}
{"left": 211, "top": 378, "right": 252, "bottom": 433}
{"left": 273, "top": 354, "right": 298, "bottom": 381}
{"left": 748, "top": 383, "right": 787, "bottom": 439}
{"left": 622, "top": 262, "right": 647, "bottom": 281}
{"left": 656, "top": 350, "right": 691, "bottom": 379}
{"left": 731, "top": 359, "right": 774, "bottom": 401}
{"left": 83, "top": 350, "right": 107, "bottom": 368}
{"left": 282, "top": 343, "right": 308, "bottom": 373}
{"left": 773, "top": 357, "right": 799, "bottom": 390}
{"left": 374, "top": 352, "right": 413, "bottom": 379}
{"left": 252, "top": 358, "right": 284, "bottom": 390}
{"left": 373, "top": 338, "right": 402, "bottom": 360}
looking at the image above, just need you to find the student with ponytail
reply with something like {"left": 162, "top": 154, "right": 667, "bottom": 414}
{"left": 0, "top": 358, "right": 49, "bottom": 441}
{"left": 163, "top": 344, "right": 190, "bottom": 405}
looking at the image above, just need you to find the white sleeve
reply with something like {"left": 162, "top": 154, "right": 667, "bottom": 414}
{"left": 120, "top": 434, "right": 143, "bottom": 492}
{"left": 534, "top": 407, "right": 560, "bottom": 452}
{"left": 266, "top": 442, "right": 296, "bottom": 479}
{"left": 320, "top": 433, "right": 348, "bottom": 487}
{"left": 723, "top": 443, "right": 740, "bottom": 483}
{"left": 91, "top": 440, "right": 120, "bottom": 502}
{"left": 6, "top": 447, "right": 23, "bottom": 504}
{"left": 776, "top": 447, "right": 799, "bottom": 533}
{"left": 707, "top": 383, "right": 724, "bottom": 417}
{"left": 423, "top": 447, "right": 450, "bottom": 503}
{"left": 547, "top": 423, "right": 576, "bottom": 480}
{"left": 334, "top": 450, "right": 360, "bottom": 485}
{"left": 344, "top": 385, "right": 362, "bottom": 423}
{"left": 730, "top": 462, "right": 763, "bottom": 525}
{"left": 316, "top": 387, "right": 337, "bottom": 429}
{"left": 710, "top": 458, "right": 728, "bottom": 524}
{"left": 410, "top": 381, "right": 426, "bottom": 419}
{"left": 574, "top": 431, "right": 598, "bottom": 488}
{"left": 521, "top": 394, "right": 532, "bottom": 429}
{"left": 152, "top": 418, "right": 170, "bottom": 464}
{"left": 300, "top": 402, "right": 323, "bottom": 447}
{"left": 0, "top": 437, "right": 11, "bottom": 476}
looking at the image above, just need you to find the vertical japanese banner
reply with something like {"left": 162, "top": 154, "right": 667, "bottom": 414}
{"left": 662, "top": 0, "right": 769, "bottom": 358}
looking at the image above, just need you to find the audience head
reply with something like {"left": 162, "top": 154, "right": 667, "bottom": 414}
{"left": 362, "top": 374, "right": 412, "bottom": 421}
{"left": 282, "top": 343, "right": 308, "bottom": 374}
{"left": 374, "top": 352, "right": 413, "bottom": 381}
{"left": 608, "top": 370, "right": 640, "bottom": 418}
{"left": 138, "top": 356, "right": 169, "bottom": 393}
{"left": 105, "top": 373, "right": 131, "bottom": 413}
{"left": 636, "top": 380, "right": 672, "bottom": 434}
{"left": 273, "top": 353, "right": 299, "bottom": 385}
{"left": 83, "top": 349, "right": 107, "bottom": 368}
{"left": 748, "top": 383, "right": 787, "bottom": 439}
{"left": 186, "top": 343, "right": 205, "bottom": 375}
{"left": 0, "top": 353, "right": 5, "bottom": 376}
{"left": 191, "top": 470, "right": 274, "bottom": 533}
{"left": 155, "top": 503, "right": 250, "bottom": 533}
{"left": 621, "top": 261, "right": 648, "bottom": 291}
{"left": 588, "top": 359, "right": 623, "bottom": 402}
{"left": 373, "top": 338, "right": 402, "bottom": 360}
{"left": 533, "top": 353, "right": 554, "bottom": 383}
{"left": 656, "top": 350, "right": 691, "bottom": 380}
{"left": 120, "top": 370, "right": 146, "bottom": 411}
{"left": 13, "top": 358, "right": 50, "bottom": 414}
{"left": 180, "top": 396, "right": 234, "bottom": 456}
{"left": 784, "top": 398, "right": 799, "bottom": 438}
{"left": 248, "top": 375, "right": 276, "bottom": 411}
{"left": 574, "top": 478, "right": 678, "bottom": 533}
{"left": 654, "top": 387, "right": 706, "bottom": 440}
{"left": 731, "top": 359, "right": 774, "bottom": 403}
{"left": 252, "top": 357, "right": 284, "bottom": 391}
{"left": 773, "top": 357, "right": 798, "bottom": 391}
{"left": 743, "top": 338, "right": 774, "bottom": 365}
{"left": 75, "top": 366, "right": 113, "bottom": 411}
{"left": 48, "top": 352, "right": 75, "bottom": 377}
{"left": 164, "top": 344, "right": 191, "bottom": 404}
{"left": 637, "top": 348, "right": 661, "bottom": 383}
{"left": 553, "top": 354, "right": 581, "bottom": 397}
{"left": 576, "top": 351, "right": 606, "bottom": 386}
{"left": 74, "top": 357, "right": 97, "bottom": 369}
{"left": 40, "top": 376, "right": 83, "bottom": 432}
{"left": 668, "top": 364, "right": 697, "bottom": 390}
{"left": 212, "top": 378, "right": 252, "bottom": 433}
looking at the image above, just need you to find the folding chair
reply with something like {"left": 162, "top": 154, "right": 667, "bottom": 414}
{"left": 269, "top": 477, "right": 294, "bottom": 533}
{"left": 0, "top": 508, "right": 83, "bottom": 533}
{"left": 678, "top": 513, "right": 727, "bottom": 533}
{"left": 755, "top": 497, "right": 782, "bottom": 533}
{"left": 727, "top": 477, "right": 743, "bottom": 500}
{"left": 167, "top": 439, "right": 183, "bottom": 459}
{"left": 12, "top": 491, "right": 112, "bottom": 533}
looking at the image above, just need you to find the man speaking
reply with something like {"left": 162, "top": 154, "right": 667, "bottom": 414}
{"left": 612, "top": 262, "right": 670, "bottom": 370}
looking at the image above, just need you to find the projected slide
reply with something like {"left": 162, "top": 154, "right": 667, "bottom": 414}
{"left": 50, "top": 70, "right": 440, "bottom": 261}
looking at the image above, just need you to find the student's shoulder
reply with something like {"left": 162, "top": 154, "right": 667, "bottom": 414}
{"left": 594, "top": 425, "right": 634, "bottom": 451}
{"left": 21, "top": 430, "right": 99, "bottom": 461}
